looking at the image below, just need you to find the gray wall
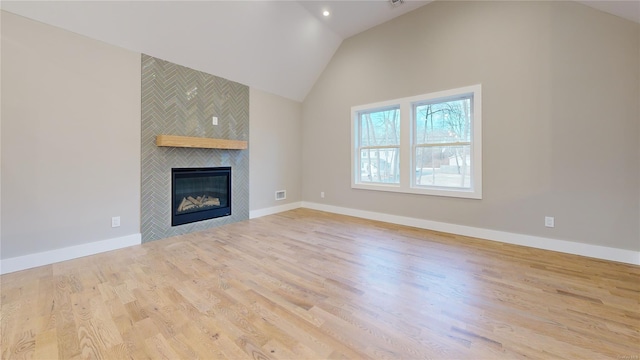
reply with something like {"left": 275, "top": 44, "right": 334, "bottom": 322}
{"left": 1, "top": 11, "right": 141, "bottom": 259}
{"left": 2, "top": 2, "right": 637, "bottom": 263}
{"left": 250, "top": 88, "right": 302, "bottom": 211}
{"left": 302, "top": 1, "right": 640, "bottom": 251}
{"left": 141, "top": 55, "right": 249, "bottom": 243}
{"left": 0, "top": 10, "right": 301, "bottom": 262}
{"left": 1, "top": 11, "right": 4, "bottom": 258}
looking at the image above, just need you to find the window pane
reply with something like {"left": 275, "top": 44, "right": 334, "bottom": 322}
{"left": 359, "top": 108, "right": 400, "bottom": 146}
{"left": 415, "top": 97, "right": 471, "bottom": 144}
{"left": 415, "top": 145, "right": 471, "bottom": 188}
{"left": 360, "top": 148, "right": 399, "bottom": 184}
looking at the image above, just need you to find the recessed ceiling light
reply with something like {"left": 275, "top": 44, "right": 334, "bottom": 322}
{"left": 322, "top": 10, "right": 330, "bottom": 17}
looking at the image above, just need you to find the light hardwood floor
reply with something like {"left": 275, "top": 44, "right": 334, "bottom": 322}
{"left": 1, "top": 208, "right": 638, "bottom": 359}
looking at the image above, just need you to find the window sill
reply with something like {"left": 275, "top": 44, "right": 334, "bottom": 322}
{"left": 352, "top": 182, "right": 482, "bottom": 199}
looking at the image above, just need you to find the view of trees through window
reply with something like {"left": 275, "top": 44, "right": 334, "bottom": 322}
{"left": 414, "top": 96, "right": 472, "bottom": 188}
{"left": 358, "top": 107, "right": 400, "bottom": 183}
{"left": 352, "top": 84, "right": 481, "bottom": 199}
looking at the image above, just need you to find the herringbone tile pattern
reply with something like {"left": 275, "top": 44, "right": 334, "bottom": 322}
{"left": 141, "top": 54, "right": 249, "bottom": 243}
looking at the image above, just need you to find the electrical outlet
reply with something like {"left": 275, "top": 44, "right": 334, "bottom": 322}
{"left": 212, "top": 116, "right": 218, "bottom": 126}
{"left": 112, "top": 216, "right": 121, "bottom": 228}
{"left": 320, "top": 191, "right": 325, "bottom": 198}
{"left": 545, "top": 216, "right": 554, "bottom": 228}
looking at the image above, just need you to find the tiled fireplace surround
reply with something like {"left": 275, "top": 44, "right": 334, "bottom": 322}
{"left": 141, "top": 54, "right": 249, "bottom": 242}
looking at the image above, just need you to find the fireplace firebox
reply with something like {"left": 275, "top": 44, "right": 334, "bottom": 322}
{"left": 171, "top": 167, "right": 231, "bottom": 226}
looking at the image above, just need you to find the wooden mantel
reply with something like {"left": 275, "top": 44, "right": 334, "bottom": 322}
{"left": 156, "top": 135, "right": 247, "bottom": 150}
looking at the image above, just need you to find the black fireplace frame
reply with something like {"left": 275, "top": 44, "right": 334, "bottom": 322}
{"left": 171, "top": 167, "right": 231, "bottom": 226}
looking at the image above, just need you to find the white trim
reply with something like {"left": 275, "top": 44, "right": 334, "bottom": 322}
{"left": 250, "top": 201, "right": 302, "bottom": 219}
{"left": 0, "top": 233, "right": 142, "bottom": 275}
{"left": 301, "top": 202, "right": 640, "bottom": 265}
{"left": 4, "top": 204, "right": 636, "bottom": 274}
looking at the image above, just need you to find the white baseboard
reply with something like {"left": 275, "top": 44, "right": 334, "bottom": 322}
{"left": 3, "top": 203, "right": 637, "bottom": 274}
{"left": 0, "top": 233, "right": 142, "bottom": 275}
{"left": 250, "top": 201, "right": 303, "bottom": 219}
{"left": 301, "top": 202, "right": 640, "bottom": 265}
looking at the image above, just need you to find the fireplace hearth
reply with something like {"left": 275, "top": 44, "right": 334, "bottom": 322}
{"left": 172, "top": 167, "right": 231, "bottom": 226}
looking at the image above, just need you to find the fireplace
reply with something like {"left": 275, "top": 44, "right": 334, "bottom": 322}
{"left": 172, "top": 167, "right": 231, "bottom": 226}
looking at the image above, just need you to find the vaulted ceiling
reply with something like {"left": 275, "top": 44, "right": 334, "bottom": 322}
{"left": 2, "top": 1, "right": 638, "bottom": 102}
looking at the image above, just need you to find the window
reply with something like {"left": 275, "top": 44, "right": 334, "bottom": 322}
{"left": 355, "top": 106, "right": 400, "bottom": 184}
{"left": 352, "top": 85, "right": 482, "bottom": 199}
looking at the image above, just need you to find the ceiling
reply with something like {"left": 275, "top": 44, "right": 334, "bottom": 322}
{"left": 576, "top": 1, "right": 640, "bottom": 24}
{"left": 1, "top": 1, "right": 638, "bottom": 102}
{"left": 298, "top": 0, "right": 431, "bottom": 39}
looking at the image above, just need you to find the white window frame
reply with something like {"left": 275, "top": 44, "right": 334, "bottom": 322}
{"left": 351, "top": 84, "right": 482, "bottom": 199}
{"left": 352, "top": 103, "right": 401, "bottom": 187}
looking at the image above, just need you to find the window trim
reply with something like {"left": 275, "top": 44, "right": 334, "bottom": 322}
{"left": 351, "top": 84, "right": 482, "bottom": 199}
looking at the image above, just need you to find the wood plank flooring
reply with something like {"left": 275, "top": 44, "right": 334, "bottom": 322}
{"left": 1, "top": 208, "right": 638, "bottom": 359}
